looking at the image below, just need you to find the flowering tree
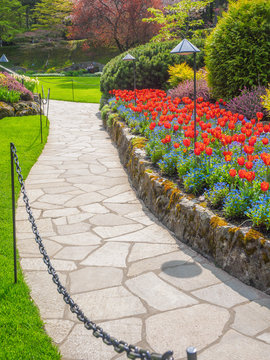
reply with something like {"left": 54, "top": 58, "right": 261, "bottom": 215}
{"left": 70, "top": 0, "right": 162, "bottom": 52}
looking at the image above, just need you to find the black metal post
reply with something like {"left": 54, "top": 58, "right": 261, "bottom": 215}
{"left": 10, "top": 143, "right": 17, "bottom": 284}
{"left": 46, "top": 88, "right": 50, "bottom": 127}
{"left": 186, "top": 346, "right": 197, "bottom": 360}
{"left": 72, "top": 79, "right": 74, "bottom": 102}
{"left": 193, "top": 52, "right": 197, "bottom": 150}
{"left": 133, "top": 60, "right": 137, "bottom": 106}
{"left": 39, "top": 94, "right": 43, "bottom": 143}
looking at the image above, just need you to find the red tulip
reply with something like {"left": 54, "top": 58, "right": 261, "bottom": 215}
{"left": 261, "top": 181, "right": 269, "bottom": 191}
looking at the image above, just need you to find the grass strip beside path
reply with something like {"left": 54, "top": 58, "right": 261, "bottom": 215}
{"left": 37, "top": 76, "right": 101, "bottom": 103}
{"left": 0, "top": 115, "right": 61, "bottom": 359}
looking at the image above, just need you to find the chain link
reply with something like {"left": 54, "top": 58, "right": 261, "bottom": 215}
{"left": 10, "top": 143, "right": 174, "bottom": 360}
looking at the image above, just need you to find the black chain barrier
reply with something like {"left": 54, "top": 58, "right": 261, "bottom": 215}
{"left": 10, "top": 142, "right": 174, "bottom": 360}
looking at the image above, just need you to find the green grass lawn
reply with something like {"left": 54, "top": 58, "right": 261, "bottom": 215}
{"left": 0, "top": 115, "right": 61, "bottom": 359}
{"left": 37, "top": 76, "right": 101, "bottom": 103}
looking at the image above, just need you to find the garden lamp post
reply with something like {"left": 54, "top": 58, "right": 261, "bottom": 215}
{"left": 122, "top": 53, "right": 137, "bottom": 106}
{"left": 170, "top": 39, "right": 200, "bottom": 149}
{"left": 0, "top": 54, "right": 9, "bottom": 72}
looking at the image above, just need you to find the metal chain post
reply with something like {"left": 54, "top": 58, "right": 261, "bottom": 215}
{"left": 186, "top": 347, "right": 197, "bottom": 360}
{"left": 10, "top": 142, "right": 174, "bottom": 360}
{"left": 10, "top": 143, "right": 17, "bottom": 283}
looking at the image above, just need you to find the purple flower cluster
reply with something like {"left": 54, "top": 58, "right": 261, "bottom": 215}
{"left": 226, "top": 86, "right": 267, "bottom": 121}
{"left": 1, "top": 72, "right": 33, "bottom": 100}
{"left": 168, "top": 78, "right": 212, "bottom": 102}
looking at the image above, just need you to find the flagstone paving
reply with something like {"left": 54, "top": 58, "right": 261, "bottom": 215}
{"left": 16, "top": 101, "right": 270, "bottom": 360}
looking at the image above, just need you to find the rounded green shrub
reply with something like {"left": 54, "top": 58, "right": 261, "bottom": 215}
{"left": 100, "top": 38, "right": 205, "bottom": 95}
{"left": 205, "top": 0, "right": 270, "bottom": 100}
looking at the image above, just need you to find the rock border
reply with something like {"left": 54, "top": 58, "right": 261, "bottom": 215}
{"left": 102, "top": 110, "right": 270, "bottom": 294}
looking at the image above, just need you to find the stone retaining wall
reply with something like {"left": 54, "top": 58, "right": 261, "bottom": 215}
{"left": 102, "top": 112, "right": 270, "bottom": 294}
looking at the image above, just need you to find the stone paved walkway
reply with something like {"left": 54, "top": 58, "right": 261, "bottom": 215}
{"left": 16, "top": 101, "right": 270, "bottom": 360}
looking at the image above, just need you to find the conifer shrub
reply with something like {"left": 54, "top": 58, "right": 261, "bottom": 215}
{"left": 205, "top": 0, "right": 270, "bottom": 100}
{"left": 100, "top": 38, "right": 205, "bottom": 95}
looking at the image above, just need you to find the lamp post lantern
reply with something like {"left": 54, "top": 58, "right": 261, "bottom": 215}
{"left": 171, "top": 39, "right": 200, "bottom": 150}
{"left": 0, "top": 54, "right": 9, "bottom": 63}
{"left": 122, "top": 53, "right": 137, "bottom": 106}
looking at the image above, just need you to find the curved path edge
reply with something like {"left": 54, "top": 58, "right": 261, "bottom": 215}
{"left": 15, "top": 101, "right": 270, "bottom": 360}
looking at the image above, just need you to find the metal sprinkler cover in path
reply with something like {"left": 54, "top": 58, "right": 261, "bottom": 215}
{"left": 0, "top": 54, "right": 9, "bottom": 62}
{"left": 170, "top": 39, "right": 200, "bottom": 55}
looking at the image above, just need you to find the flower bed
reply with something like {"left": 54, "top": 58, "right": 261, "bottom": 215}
{"left": 101, "top": 101, "right": 270, "bottom": 293}
{"left": 108, "top": 89, "right": 270, "bottom": 233}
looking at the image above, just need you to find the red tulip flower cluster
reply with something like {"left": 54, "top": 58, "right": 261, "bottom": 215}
{"left": 110, "top": 88, "right": 270, "bottom": 193}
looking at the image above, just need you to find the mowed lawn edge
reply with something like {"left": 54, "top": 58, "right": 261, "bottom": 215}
{"left": 36, "top": 76, "right": 101, "bottom": 103}
{"left": 0, "top": 115, "right": 61, "bottom": 359}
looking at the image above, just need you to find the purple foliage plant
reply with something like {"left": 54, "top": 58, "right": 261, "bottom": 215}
{"left": 0, "top": 72, "right": 33, "bottom": 100}
{"left": 168, "top": 78, "right": 212, "bottom": 102}
{"left": 226, "top": 86, "right": 267, "bottom": 120}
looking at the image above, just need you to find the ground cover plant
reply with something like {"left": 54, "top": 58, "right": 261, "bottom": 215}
{"left": 0, "top": 115, "right": 60, "bottom": 359}
{"left": 107, "top": 89, "right": 270, "bottom": 232}
{"left": 36, "top": 76, "right": 101, "bottom": 103}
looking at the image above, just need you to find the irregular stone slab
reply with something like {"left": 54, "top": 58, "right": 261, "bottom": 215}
{"left": 70, "top": 286, "right": 146, "bottom": 321}
{"left": 39, "top": 194, "right": 72, "bottom": 205}
{"left": 21, "top": 258, "right": 76, "bottom": 271}
{"left": 257, "top": 332, "right": 270, "bottom": 344}
{"left": 16, "top": 207, "right": 41, "bottom": 221}
{"left": 103, "top": 191, "right": 137, "bottom": 203}
{"left": 128, "top": 251, "right": 193, "bottom": 277}
{"left": 126, "top": 272, "right": 197, "bottom": 311}
{"left": 60, "top": 318, "right": 141, "bottom": 360}
{"left": 128, "top": 243, "right": 179, "bottom": 262}
{"left": 80, "top": 203, "right": 109, "bottom": 214}
{"left": 106, "top": 224, "right": 177, "bottom": 244}
{"left": 63, "top": 168, "right": 91, "bottom": 176}
{"left": 16, "top": 218, "right": 54, "bottom": 236}
{"left": 55, "top": 245, "right": 98, "bottom": 261}
{"left": 81, "top": 242, "right": 130, "bottom": 267}
{"left": 124, "top": 211, "right": 154, "bottom": 226}
{"left": 98, "top": 160, "right": 122, "bottom": 169}
{"left": 104, "top": 203, "right": 142, "bottom": 215}
{"left": 89, "top": 213, "right": 135, "bottom": 226}
{"left": 199, "top": 330, "right": 270, "bottom": 360}
{"left": 192, "top": 279, "right": 262, "bottom": 308}
{"left": 70, "top": 267, "right": 123, "bottom": 293}
{"left": 24, "top": 189, "right": 44, "bottom": 202}
{"left": 67, "top": 213, "right": 94, "bottom": 224}
{"left": 98, "top": 184, "right": 131, "bottom": 197}
{"left": 43, "top": 185, "right": 78, "bottom": 194}
{"left": 146, "top": 304, "right": 230, "bottom": 359}
{"left": 56, "top": 222, "right": 91, "bottom": 235}
{"left": 44, "top": 320, "right": 74, "bottom": 344}
{"left": 43, "top": 208, "right": 80, "bottom": 218}
{"left": 75, "top": 183, "right": 110, "bottom": 192}
{"left": 50, "top": 232, "right": 102, "bottom": 246}
{"left": 103, "top": 169, "right": 127, "bottom": 178}
{"left": 52, "top": 217, "right": 67, "bottom": 226}
{"left": 18, "top": 238, "right": 62, "bottom": 257}
{"left": 89, "top": 164, "right": 107, "bottom": 174}
{"left": 65, "top": 192, "right": 106, "bottom": 207}
{"left": 93, "top": 224, "right": 143, "bottom": 239}
{"left": 68, "top": 175, "right": 126, "bottom": 186}
{"left": 232, "top": 299, "right": 270, "bottom": 336}
{"left": 159, "top": 262, "right": 228, "bottom": 291}
{"left": 31, "top": 201, "right": 64, "bottom": 210}
{"left": 24, "top": 271, "right": 67, "bottom": 319}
